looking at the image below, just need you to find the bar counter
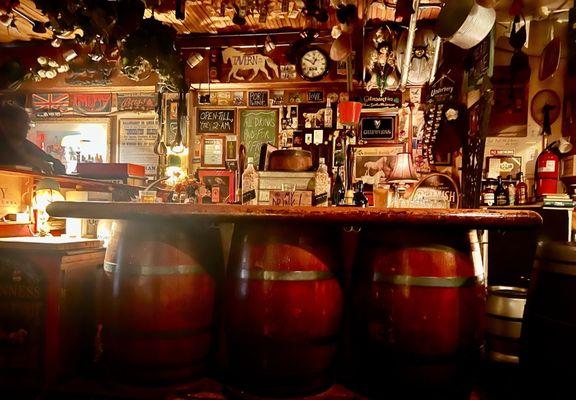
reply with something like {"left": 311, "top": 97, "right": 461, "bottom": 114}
{"left": 47, "top": 202, "right": 542, "bottom": 227}
{"left": 45, "top": 202, "right": 542, "bottom": 400}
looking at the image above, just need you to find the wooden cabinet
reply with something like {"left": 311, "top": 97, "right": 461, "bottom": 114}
{"left": 0, "top": 237, "right": 105, "bottom": 394}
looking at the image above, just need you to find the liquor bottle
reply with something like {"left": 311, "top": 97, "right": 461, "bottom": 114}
{"left": 353, "top": 181, "right": 369, "bottom": 207}
{"left": 495, "top": 176, "right": 508, "bottom": 206}
{"left": 507, "top": 175, "right": 516, "bottom": 206}
{"left": 332, "top": 166, "right": 345, "bottom": 206}
{"left": 482, "top": 179, "right": 496, "bottom": 206}
{"left": 324, "top": 98, "right": 333, "bottom": 128}
{"left": 515, "top": 172, "right": 528, "bottom": 205}
{"left": 314, "top": 158, "right": 330, "bottom": 207}
{"left": 241, "top": 157, "right": 258, "bottom": 205}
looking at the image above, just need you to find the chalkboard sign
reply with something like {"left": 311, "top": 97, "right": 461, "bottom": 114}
{"left": 308, "top": 90, "right": 324, "bottom": 102}
{"left": 197, "top": 109, "right": 236, "bottom": 134}
{"left": 240, "top": 108, "right": 278, "bottom": 166}
{"left": 360, "top": 115, "right": 395, "bottom": 141}
{"left": 248, "top": 90, "right": 269, "bottom": 107}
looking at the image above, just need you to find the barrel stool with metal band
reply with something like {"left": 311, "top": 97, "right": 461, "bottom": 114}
{"left": 225, "top": 223, "right": 343, "bottom": 397}
{"left": 100, "top": 221, "right": 217, "bottom": 384}
{"left": 485, "top": 286, "right": 527, "bottom": 364}
{"left": 350, "top": 229, "right": 485, "bottom": 398}
{"left": 521, "top": 241, "right": 576, "bottom": 396}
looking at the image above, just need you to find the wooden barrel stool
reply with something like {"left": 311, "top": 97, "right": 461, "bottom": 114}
{"left": 100, "top": 220, "right": 218, "bottom": 384}
{"left": 521, "top": 241, "right": 576, "bottom": 396}
{"left": 350, "top": 229, "right": 485, "bottom": 398}
{"left": 225, "top": 223, "right": 343, "bottom": 397}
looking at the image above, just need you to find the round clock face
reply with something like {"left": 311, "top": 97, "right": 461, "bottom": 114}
{"left": 299, "top": 48, "right": 329, "bottom": 81}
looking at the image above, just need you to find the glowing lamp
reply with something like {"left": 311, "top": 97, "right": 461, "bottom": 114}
{"left": 338, "top": 101, "right": 363, "bottom": 126}
{"left": 388, "top": 152, "right": 419, "bottom": 184}
{"left": 32, "top": 179, "right": 64, "bottom": 236}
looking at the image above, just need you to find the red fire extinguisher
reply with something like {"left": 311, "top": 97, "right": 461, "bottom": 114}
{"left": 535, "top": 143, "right": 560, "bottom": 197}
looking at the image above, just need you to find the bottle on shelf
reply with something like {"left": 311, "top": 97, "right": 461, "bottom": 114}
{"left": 353, "top": 181, "right": 369, "bottom": 208}
{"left": 241, "top": 157, "right": 259, "bottom": 205}
{"left": 314, "top": 158, "right": 330, "bottom": 207}
{"left": 481, "top": 179, "right": 496, "bottom": 206}
{"left": 324, "top": 98, "right": 333, "bottom": 128}
{"left": 495, "top": 176, "right": 509, "bottom": 206}
{"left": 515, "top": 172, "right": 528, "bottom": 205}
{"left": 331, "top": 166, "right": 345, "bottom": 206}
{"left": 507, "top": 175, "right": 516, "bottom": 206}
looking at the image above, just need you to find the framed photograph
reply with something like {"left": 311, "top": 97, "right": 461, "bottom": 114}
{"left": 351, "top": 145, "right": 404, "bottom": 187}
{"left": 201, "top": 135, "right": 225, "bottom": 168}
{"left": 432, "top": 151, "right": 452, "bottom": 166}
{"left": 359, "top": 113, "right": 397, "bottom": 143}
{"left": 197, "top": 170, "right": 235, "bottom": 203}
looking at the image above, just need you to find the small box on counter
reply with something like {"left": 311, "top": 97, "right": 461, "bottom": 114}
{"left": 257, "top": 171, "right": 315, "bottom": 205}
{"left": 76, "top": 163, "right": 148, "bottom": 186}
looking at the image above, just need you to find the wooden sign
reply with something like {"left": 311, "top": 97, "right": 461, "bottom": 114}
{"left": 222, "top": 47, "right": 279, "bottom": 81}
{"left": 197, "top": 109, "right": 235, "bottom": 134}
{"left": 31, "top": 93, "right": 69, "bottom": 112}
{"left": 308, "top": 90, "right": 324, "bottom": 102}
{"left": 117, "top": 93, "right": 157, "bottom": 111}
{"left": 71, "top": 93, "right": 112, "bottom": 114}
{"left": 269, "top": 190, "right": 313, "bottom": 206}
{"left": 118, "top": 119, "right": 159, "bottom": 177}
{"left": 357, "top": 90, "right": 402, "bottom": 108}
{"left": 240, "top": 108, "right": 278, "bottom": 167}
{"left": 360, "top": 115, "right": 395, "bottom": 141}
{"left": 410, "top": 173, "right": 460, "bottom": 209}
{"left": 248, "top": 90, "right": 269, "bottom": 107}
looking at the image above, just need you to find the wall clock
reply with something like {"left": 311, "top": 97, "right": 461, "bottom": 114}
{"left": 297, "top": 46, "right": 330, "bottom": 81}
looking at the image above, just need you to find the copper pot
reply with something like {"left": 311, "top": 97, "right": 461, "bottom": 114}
{"left": 268, "top": 149, "right": 313, "bottom": 172}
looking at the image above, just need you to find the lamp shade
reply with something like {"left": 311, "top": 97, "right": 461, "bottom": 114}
{"left": 338, "top": 101, "right": 363, "bottom": 126}
{"left": 388, "top": 152, "right": 419, "bottom": 183}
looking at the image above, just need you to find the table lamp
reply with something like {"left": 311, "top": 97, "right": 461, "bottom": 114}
{"left": 32, "top": 178, "right": 64, "bottom": 236}
{"left": 388, "top": 152, "right": 419, "bottom": 207}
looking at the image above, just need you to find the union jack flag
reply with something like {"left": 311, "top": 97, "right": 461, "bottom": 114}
{"left": 31, "top": 93, "right": 69, "bottom": 111}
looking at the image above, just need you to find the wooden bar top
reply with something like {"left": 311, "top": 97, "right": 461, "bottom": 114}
{"left": 47, "top": 201, "right": 542, "bottom": 228}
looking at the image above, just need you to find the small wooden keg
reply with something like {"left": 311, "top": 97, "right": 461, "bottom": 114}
{"left": 485, "top": 286, "right": 527, "bottom": 364}
{"left": 225, "top": 223, "right": 343, "bottom": 397}
{"left": 521, "top": 241, "right": 576, "bottom": 395}
{"left": 100, "top": 221, "right": 217, "bottom": 384}
{"left": 351, "top": 229, "right": 485, "bottom": 398}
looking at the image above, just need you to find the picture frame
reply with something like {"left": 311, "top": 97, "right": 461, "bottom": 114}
{"left": 350, "top": 145, "right": 404, "bottom": 188}
{"left": 197, "top": 169, "right": 236, "bottom": 203}
{"left": 226, "top": 137, "right": 237, "bottom": 160}
{"left": 201, "top": 134, "right": 226, "bottom": 168}
{"left": 432, "top": 151, "right": 453, "bottom": 166}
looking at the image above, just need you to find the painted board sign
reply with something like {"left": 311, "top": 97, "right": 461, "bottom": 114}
{"left": 269, "top": 190, "right": 313, "bottom": 206}
{"left": 118, "top": 119, "right": 159, "bottom": 176}
{"left": 357, "top": 90, "right": 402, "bottom": 108}
{"left": 117, "top": 93, "right": 157, "bottom": 111}
{"left": 240, "top": 108, "right": 278, "bottom": 167}
{"left": 31, "top": 93, "right": 69, "bottom": 112}
{"left": 197, "top": 109, "right": 235, "bottom": 134}
{"left": 71, "top": 93, "right": 112, "bottom": 114}
{"left": 410, "top": 173, "right": 460, "bottom": 209}
{"left": 248, "top": 90, "right": 269, "bottom": 107}
{"left": 360, "top": 115, "right": 395, "bottom": 141}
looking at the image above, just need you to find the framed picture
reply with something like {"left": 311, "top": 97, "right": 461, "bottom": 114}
{"left": 351, "top": 145, "right": 404, "bottom": 188}
{"left": 488, "top": 66, "right": 528, "bottom": 137}
{"left": 432, "top": 151, "right": 453, "bottom": 166}
{"left": 197, "top": 170, "right": 235, "bottom": 203}
{"left": 201, "top": 135, "right": 225, "bottom": 168}
{"left": 226, "top": 137, "right": 237, "bottom": 160}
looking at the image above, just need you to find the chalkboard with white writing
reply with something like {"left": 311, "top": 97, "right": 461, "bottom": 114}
{"left": 197, "top": 108, "right": 236, "bottom": 134}
{"left": 240, "top": 108, "right": 278, "bottom": 167}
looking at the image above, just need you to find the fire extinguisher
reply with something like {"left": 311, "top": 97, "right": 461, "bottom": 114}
{"left": 535, "top": 142, "right": 560, "bottom": 197}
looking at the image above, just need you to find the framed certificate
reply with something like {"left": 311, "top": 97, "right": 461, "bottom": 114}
{"left": 201, "top": 135, "right": 225, "bottom": 168}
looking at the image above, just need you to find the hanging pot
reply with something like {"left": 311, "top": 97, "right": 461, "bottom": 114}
{"left": 435, "top": 0, "right": 495, "bottom": 50}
